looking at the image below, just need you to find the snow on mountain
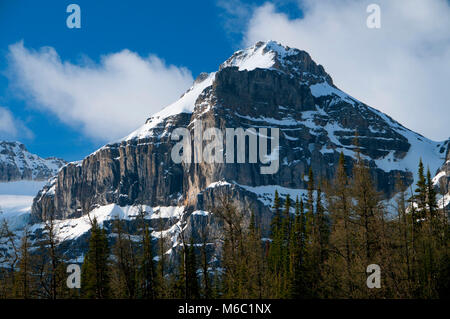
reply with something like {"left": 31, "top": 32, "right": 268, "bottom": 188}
{"left": 123, "top": 72, "right": 216, "bottom": 142}
{"left": 28, "top": 203, "right": 185, "bottom": 245}
{"left": 24, "top": 41, "right": 449, "bottom": 262}
{"left": 37, "top": 41, "right": 449, "bottom": 218}
{"left": 122, "top": 41, "right": 329, "bottom": 144}
{"left": 226, "top": 42, "right": 446, "bottom": 185}
{"left": 0, "top": 195, "right": 33, "bottom": 230}
{"left": 0, "top": 180, "right": 48, "bottom": 230}
{"left": 0, "top": 141, "right": 66, "bottom": 230}
{"left": 221, "top": 42, "right": 279, "bottom": 71}
{"left": 302, "top": 78, "right": 445, "bottom": 184}
{"left": 0, "top": 141, "right": 66, "bottom": 182}
{"left": 221, "top": 40, "right": 305, "bottom": 72}
{"left": 236, "top": 182, "right": 310, "bottom": 207}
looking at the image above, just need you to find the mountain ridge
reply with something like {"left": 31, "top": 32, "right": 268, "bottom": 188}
{"left": 25, "top": 41, "right": 449, "bottom": 260}
{"left": 0, "top": 140, "right": 67, "bottom": 182}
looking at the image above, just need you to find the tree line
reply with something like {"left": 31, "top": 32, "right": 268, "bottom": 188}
{"left": 0, "top": 153, "right": 448, "bottom": 298}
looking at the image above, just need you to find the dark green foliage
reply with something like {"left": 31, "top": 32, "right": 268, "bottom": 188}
{"left": 1, "top": 157, "right": 448, "bottom": 300}
{"left": 81, "top": 218, "right": 110, "bottom": 299}
{"left": 139, "top": 225, "right": 156, "bottom": 299}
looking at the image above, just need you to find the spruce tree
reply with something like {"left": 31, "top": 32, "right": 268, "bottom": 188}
{"left": 306, "top": 168, "right": 315, "bottom": 239}
{"left": 315, "top": 182, "right": 329, "bottom": 264}
{"left": 185, "top": 238, "right": 200, "bottom": 299}
{"left": 280, "top": 194, "right": 291, "bottom": 297}
{"left": 14, "top": 229, "right": 32, "bottom": 299}
{"left": 271, "top": 190, "right": 282, "bottom": 234}
{"left": 290, "top": 197, "right": 308, "bottom": 298}
{"left": 268, "top": 190, "right": 283, "bottom": 277}
{"left": 111, "top": 217, "right": 136, "bottom": 298}
{"left": 247, "top": 210, "right": 265, "bottom": 298}
{"left": 199, "top": 222, "right": 212, "bottom": 299}
{"left": 215, "top": 196, "right": 244, "bottom": 298}
{"left": 174, "top": 244, "right": 186, "bottom": 298}
{"left": 137, "top": 207, "right": 156, "bottom": 299}
{"left": 36, "top": 213, "right": 68, "bottom": 299}
{"left": 414, "top": 159, "right": 427, "bottom": 221}
{"left": 155, "top": 217, "right": 169, "bottom": 298}
{"left": 324, "top": 152, "right": 356, "bottom": 297}
{"left": 394, "top": 176, "right": 414, "bottom": 297}
{"left": 351, "top": 155, "right": 386, "bottom": 297}
{"left": 81, "top": 218, "right": 110, "bottom": 298}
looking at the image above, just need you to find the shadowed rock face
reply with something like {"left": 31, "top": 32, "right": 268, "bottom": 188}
{"left": 0, "top": 141, "right": 66, "bottom": 182}
{"left": 32, "top": 41, "right": 447, "bottom": 237}
{"left": 433, "top": 140, "right": 450, "bottom": 196}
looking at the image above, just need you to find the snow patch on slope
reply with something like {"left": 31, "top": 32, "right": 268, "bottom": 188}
{"left": 308, "top": 81, "right": 445, "bottom": 181}
{"left": 0, "top": 141, "right": 66, "bottom": 180}
{"left": 221, "top": 40, "right": 298, "bottom": 72}
{"left": 123, "top": 72, "right": 215, "bottom": 141}
{"left": 29, "top": 204, "right": 186, "bottom": 242}
{"left": 433, "top": 170, "right": 447, "bottom": 186}
{"left": 207, "top": 180, "right": 231, "bottom": 189}
{"left": 222, "top": 44, "right": 275, "bottom": 71}
{"left": 373, "top": 122, "right": 443, "bottom": 180}
{"left": 236, "top": 183, "right": 309, "bottom": 207}
{"left": 0, "top": 195, "right": 33, "bottom": 230}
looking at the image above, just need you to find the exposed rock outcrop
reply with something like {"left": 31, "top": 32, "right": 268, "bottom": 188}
{"left": 30, "top": 41, "right": 448, "bottom": 259}
{"left": 0, "top": 141, "right": 66, "bottom": 182}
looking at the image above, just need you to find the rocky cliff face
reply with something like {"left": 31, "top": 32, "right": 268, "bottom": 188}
{"left": 0, "top": 141, "right": 66, "bottom": 182}
{"left": 433, "top": 140, "right": 450, "bottom": 207}
{"left": 30, "top": 41, "right": 449, "bottom": 257}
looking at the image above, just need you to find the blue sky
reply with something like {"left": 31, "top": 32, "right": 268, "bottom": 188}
{"left": 0, "top": 0, "right": 250, "bottom": 160}
{"left": 1, "top": 0, "right": 449, "bottom": 161}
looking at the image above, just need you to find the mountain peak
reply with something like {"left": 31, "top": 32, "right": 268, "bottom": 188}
{"left": 0, "top": 140, "right": 67, "bottom": 182}
{"left": 220, "top": 41, "right": 333, "bottom": 85}
{"left": 220, "top": 41, "right": 296, "bottom": 71}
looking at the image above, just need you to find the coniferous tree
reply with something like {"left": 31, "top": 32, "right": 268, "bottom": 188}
{"left": 290, "top": 197, "right": 308, "bottom": 298}
{"left": 174, "top": 241, "right": 186, "bottom": 298}
{"left": 155, "top": 216, "right": 170, "bottom": 298}
{"left": 297, "top": 167, "right": 316, "bottom": 298}
{"left": 215, "top": 196, "right": 243, "bottom": 297}
{"left": 351, "top": 154, "right": 386, "bottom": 297}
{"left": 199, "top": 221, "right": 212, "bottom": 299}
{"left": 14, "top": 229, "right": 33, "bottom": 299}
{"left": 306, "top": 168, "right": 315, "bottom": 239}
{"left": 315, "top": 181, "right": 329, "bottom": 265}
{"left": 414, "top": 159, "right": 427, "bottom": 221}
{"left": 0, "top": 219, "right": 19, "bottom": 298}
{"left": 280, "top": 194, "right": 292, "bottom": 296}
{"left": 137, "top": 206, "right": 156, "bottom": 299}
{"left": 111, "top": 217, "right": 137, "bottom": 298}
{"left": 81, "top": 218, "right": 110, "bottom": 298}
{"left": 314, "top": 180, "right": 330, "bottom": 297}
{"left": 247, "top": 210, "right": 266, "bottom": 298}
{"left": 324, "top": 152, "right": 357, "bottom": 297}
{"left": 185, "top": 238, "right": 200, "bottom": 299}
{"left": 268, "top": 190, "right": 284, "bottom": 296}
{"left": 393, "top": 176, "right": 415, "bottom": 297}
{"left": 35, "top": 213, "right": 68, "bottom": 299}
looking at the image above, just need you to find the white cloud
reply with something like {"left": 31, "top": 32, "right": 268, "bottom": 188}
{"left": 217, "top": 0, "right": 253, "bottom": 38}
{"left": 243, "top": 0, "right": 450, "bottom": 141}
{"left": 7, "top": 42, "right": 194, "bottom": 142}
{"left": 0, "top": 106, "right": 33, "bottom": 141}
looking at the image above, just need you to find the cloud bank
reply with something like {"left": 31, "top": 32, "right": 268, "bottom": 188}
{"left": 0, "top": 106, "right": 33, "bottom": 141}
{"left": 8, "top": 42, "right": 194, "bottom": 142}
{"left": 243, "top": 0, "right": 450, "bottom": 141}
